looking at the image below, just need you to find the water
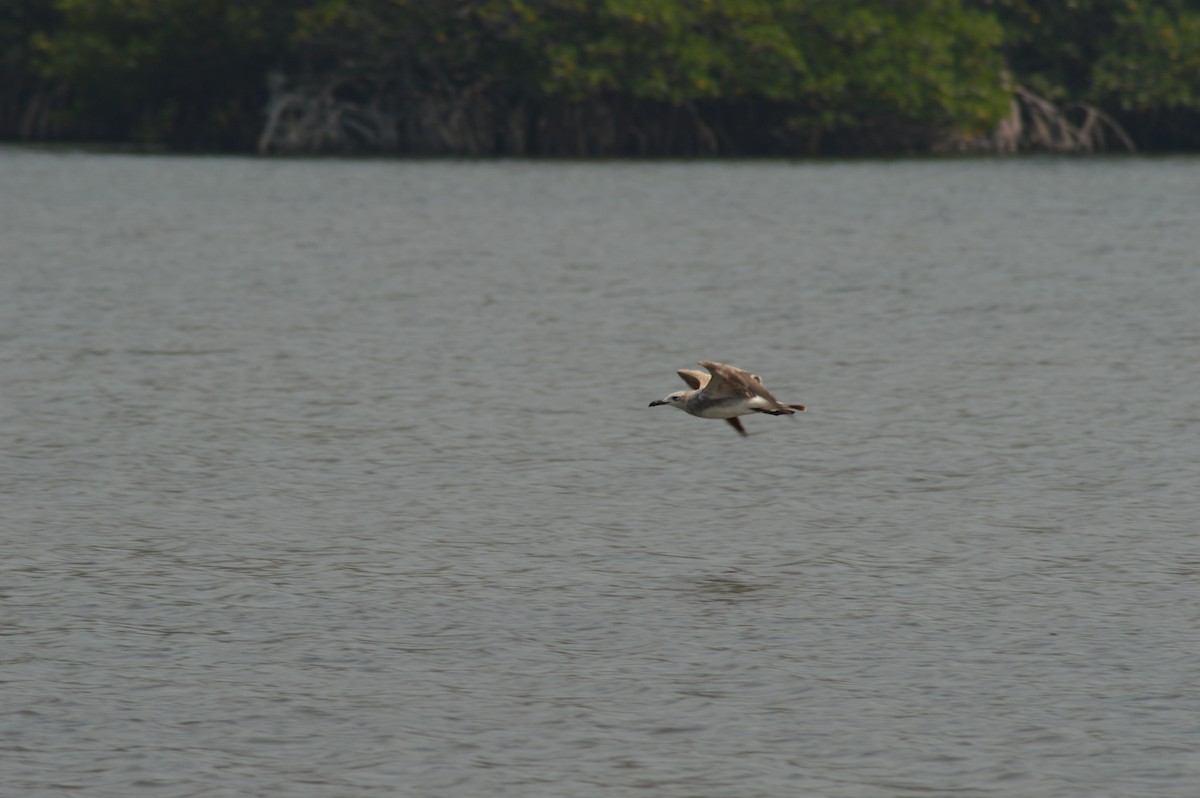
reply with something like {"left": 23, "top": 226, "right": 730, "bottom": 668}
{"left": 2, "top": 148, "right": 1199, "bottom": 797}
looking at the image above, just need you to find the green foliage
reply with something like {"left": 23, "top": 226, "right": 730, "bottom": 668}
{"left": 2, "top": 0, "right": 1196, "bottom": 151}
{"left": 969, "top": 0, "right": 1119, "bottom": 99}
{"left": 33, "top": 0, "right": 297, "bottom": 145}
{"left": 0, "top": 2, "right": 56, "bottom": 85}
{"left": 0, "top": 0, "right": 56, "bottom": 67}
{"left": 509, "top": 0, "right": 814, "bottom": 103}
{"left": 970, "top": 0, "right": 1200, "bottom": 110}
{"left": 291, "top": 0, "right": 1010, "bottom": 143}
{"left": 1091, "top": 3, "right": 1200, "bottom": 110}
{"left": 792, "top": 0, "right": 1009, "bottom": 135}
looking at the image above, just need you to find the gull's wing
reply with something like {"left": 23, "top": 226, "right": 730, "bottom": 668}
{"left": 699, "top": 360, "right": 786, "bottom": 408}
{"left": 676, "top": 368, "right": 710, "bottom": 390}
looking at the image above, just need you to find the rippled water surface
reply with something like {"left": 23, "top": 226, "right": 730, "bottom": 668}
{"left": 3, "top": 148, "right": 1199, "bottom": 797}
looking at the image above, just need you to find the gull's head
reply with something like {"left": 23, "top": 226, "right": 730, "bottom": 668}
{"left": 649, "top": 391, "right": 688, "bottom": 410}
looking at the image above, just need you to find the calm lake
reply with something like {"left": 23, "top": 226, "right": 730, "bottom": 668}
{"left": 2, "top": 147, "right": 1199, "bottom": 797}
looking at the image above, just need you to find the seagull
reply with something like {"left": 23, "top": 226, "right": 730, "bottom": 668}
{"left": 648, "top": 360, "right": 806, "bottom": 437}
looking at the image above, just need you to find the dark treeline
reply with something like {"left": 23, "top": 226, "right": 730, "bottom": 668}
{"left": 3, "top": 0, "right": 1199, "bottom": 156}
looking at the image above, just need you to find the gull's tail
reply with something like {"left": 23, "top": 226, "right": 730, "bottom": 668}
{"left": 758, "top": 403, "right": 806, "bottom": 417}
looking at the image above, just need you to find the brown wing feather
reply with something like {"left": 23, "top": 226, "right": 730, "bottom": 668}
{"left": 696, "top": 360, "right": 738, "bottom": 398}
{"left": 699, "top": 360, "right": 787, "bottom": 410}
{"left": 676, "top": 368, "right": 709, "bottom": 390}
{"left": 724, "top": 417, "right": 748, "bottom": 437}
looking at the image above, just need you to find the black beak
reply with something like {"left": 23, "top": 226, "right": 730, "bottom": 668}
{"left": 648, "top": 400, "right": 665, "bottom": 407}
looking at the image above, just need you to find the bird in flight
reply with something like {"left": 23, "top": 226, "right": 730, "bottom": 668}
{"left": 648, "top": 360, "right": 806, "bottom": 437}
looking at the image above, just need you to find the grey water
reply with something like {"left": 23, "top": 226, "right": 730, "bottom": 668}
{"left": 2, "top": 147, "right": 1199, "bottom": 797}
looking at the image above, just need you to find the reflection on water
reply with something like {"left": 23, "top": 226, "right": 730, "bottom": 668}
{"left": 2, "top": 148, "right": 1199, "bottom": 797}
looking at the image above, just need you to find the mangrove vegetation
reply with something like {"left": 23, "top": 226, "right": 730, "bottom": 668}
{"left": 3, "top": 0, "right": 1199, "bottom": 156}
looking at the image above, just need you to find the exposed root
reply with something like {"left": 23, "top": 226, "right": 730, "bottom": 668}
{"left": 258, "top": 73, "right": 396, "bottom": 155}
{"left": 937, "top": 86, "right": 1136, "bottom": 154}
